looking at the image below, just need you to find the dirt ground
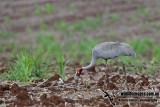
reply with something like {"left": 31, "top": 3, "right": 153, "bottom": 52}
{"left": 1, "top": 0, "right": 160, "bottom": 43}
{"left": 1, "top": 0, "right": 160, "bottom": 106}
{"left": 0, "top": 64, "right": 160, "bottom": 106}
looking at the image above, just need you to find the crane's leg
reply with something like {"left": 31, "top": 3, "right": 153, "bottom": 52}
{"left": 112, "top": 58, "right": 129, "bottom": 91}
{"left": 103, "top": 60, "right": 109, "bottom": 90}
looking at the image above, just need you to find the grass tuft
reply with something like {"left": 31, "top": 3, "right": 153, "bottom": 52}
{"left": 1, "top": 53, "right": 48, "bottom": 84}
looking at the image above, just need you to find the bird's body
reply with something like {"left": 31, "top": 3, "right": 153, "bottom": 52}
{"left": 75, "top": 42, "right": 136, "bottom": 91}
{"left": 82, "top": 42, "right": 136, "bottom": 70}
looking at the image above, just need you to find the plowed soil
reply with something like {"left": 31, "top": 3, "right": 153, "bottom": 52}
{"left": 1, "top": 0, "right": 160, "bottom": 106}
{"left": 0, "top": 64, "right": 160, "bottom": 106}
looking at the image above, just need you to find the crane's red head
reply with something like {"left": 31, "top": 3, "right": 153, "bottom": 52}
{"left": 76, "top": 68, "right": 83, "bottom": 76}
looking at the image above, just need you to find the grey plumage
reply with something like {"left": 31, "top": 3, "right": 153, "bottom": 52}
{"left": 82, "top": 42, "right": 136, "bottom": 70}
{"left": 75, "top": 42, "right": 136, "bottom": 90}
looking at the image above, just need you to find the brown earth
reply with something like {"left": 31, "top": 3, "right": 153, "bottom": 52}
{"left": 0, "top": 64, "right": 159, "bottom": 106}
{"left": 0, "top": 0, "right": 160, "bottom": 106}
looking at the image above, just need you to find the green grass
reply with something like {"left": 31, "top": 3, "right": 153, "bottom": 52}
{"left": 107, "top": 13, "right": 118, "bottom": 24}
{"left": 42, "top": 3, "right": 54, "bottom": 14}
{"left": 34, "top": 3, "right": 54, "bottom": 15}
{"left": 40, "top": 23, "right": 48, "bottom": 31}
{"left": 55, "top": 55, "right": 67, "bottom": 79}
{"left": 25, "top": 27, "right": 32, "bottom": 34}
{"left": 153, "top": 44, "right": 160, "bottom": 62}
{"left": 5, "top": 17, "right": 11, "bottom": 25}
{"left": 107, "top": 30, "right": 118, "bottom": 37}
{"left": 1, "top": 53, "right": 49, "bottom": 84}
{"left": 72, "top": 21, "right": 85, "bottom": 31}
{"left": 59, "top": 21, "right": 68, "bottom": 31}
{"left": 129, "top": 38, "right": 154, "bottom": 57}
{"left": 0, "top": 31, "right": 18, "bottom": 39}
{"left": 34, "top": 6, "right": 41, "bottom": 15}
{"left": 130, "top": 16, "right": 136, "bottom": 22}
{"left": 85, "top": 15, "right": 102, "bottom": 29}
{"left": 68, "top": 3, "right": 75, "bottom": 9}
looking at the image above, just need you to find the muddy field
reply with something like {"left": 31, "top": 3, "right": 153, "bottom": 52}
{"left": 1, "top": 0, "right": 160, "bottom": 43}
{"left": 0, "top": 64, "right": 160, "bottom": 106}
{"left": 1, "top": 0, "right": 160, "bottom": 106}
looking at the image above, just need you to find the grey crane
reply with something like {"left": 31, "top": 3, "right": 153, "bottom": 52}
{"left": 75, "top": 42, "right": 136, "bottom": 90}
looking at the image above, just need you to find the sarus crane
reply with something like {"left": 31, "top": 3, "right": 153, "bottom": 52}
{"left": 75, "top": 42, "right": 136, "bottom": 90}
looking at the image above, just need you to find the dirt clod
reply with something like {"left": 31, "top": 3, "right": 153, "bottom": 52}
{"left": 17, "top": 91, "right": 29, "bottom": 100}
{"left": 111, "top": 75, "right": 120, "bottom": 82}
{"left": 48, "top": 74, "right": 60, "bottom": 81}
{"left": 107, "top": 82, "right": 118, "bottom": 90}
{"left": 97, "top": 80, "right": 104, "bottom": 86}
{"left": 127, "top": 76, "right": 136, "bottom": 83}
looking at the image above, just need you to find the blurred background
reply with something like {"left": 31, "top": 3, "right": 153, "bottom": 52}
{"left": 0, "top": 0, "right": 160, "bottom": 79}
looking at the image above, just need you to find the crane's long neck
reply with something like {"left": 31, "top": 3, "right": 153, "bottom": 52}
{"left": 82, "top": 57, "right": 97, "bottom": 70}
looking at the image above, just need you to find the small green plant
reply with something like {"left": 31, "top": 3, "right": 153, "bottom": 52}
{"left": 42, "top": 3, "right": 54, "bottom": 14}
{"left": 107, "top": 30, "right": 118, "bottom": 37}
{"left": 55, "top": 55, "right": 66, "bottom": 79}
{"left": 25, "top": 27, "right": 32, "bottom": 34}
{"left": 108, "top": 14, "right": 118, "bottom": 24}
{"left": 5, "top": 17, "right": 10, "bottom": 24}
{"left": 96, "top": 15, "right": 102, "bottom": 26}
{"left": 40, "top": 23, "right": 48, "bottom": 30}
{"left": 0, "top": 31, "right": 17, "bottom": 39}
{"left": 59, "top": 21, "right": 68, "bottom": 31}
{"left": 53, "top": 22, "right": 59, "bottom": 30}
{"left": 143, "top": 9, "right": 149, "bottom": 17}
{"left": 153, "top": 44, "right": 160, "bottom": 62}
{"left": 137, "top": 5, "right": 149, "bottom": 17}
{"left": 129, "top": 38, "right": 154, "bottom": 57}
{"left": 68, "top": 3, "right": 75, "bottom": 9}
{"left": 34, "top": 6, "right": 41, "bottom": 15}
{"left": 130, "top": 16, "right": 136, "bottom": 22}
{"left": 137, "top": 5, "right": 143, "bottom": 14}
{"left": 85, "top": 17, "right": 97, "bottom": 29}
{"left": 72, "top": 21, "right": 84, "bottom": 31}
{"left": 1, "top": 53, "right": 48, "bottom": 84}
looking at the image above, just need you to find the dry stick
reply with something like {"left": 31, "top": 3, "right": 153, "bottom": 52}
{"left": 36, "top": 79, "right": 48, "bottom": 87}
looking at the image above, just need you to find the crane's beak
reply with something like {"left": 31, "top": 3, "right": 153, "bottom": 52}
{"left": 75, "top": 68, "right": 83, "bottom": 83}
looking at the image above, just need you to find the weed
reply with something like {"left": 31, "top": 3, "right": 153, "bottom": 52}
{"left": 107, "top": 30, "right": 118, "bottom": 37}
{"left": 108, "top": 14, "right": 118, "bottom": 24}
{"left": 72, "top": 21, "right": 84, "bottom": 31}
{"left": 40, "top": 23, "right": 48, "bottom": 31}
{"left": 59, "top": 21, "right": 68, "bottom": 31}
{"left": 85, "top": 15, "right": 102, "bottom": 29}
{"left": 53, "top": 22, "right": 59, "bottom": 30}
{"left": 129, "top": 38, "right": 154, "bottom": 57}
{"left": 0, "top": 31, "right": 17, "bottom": 39}
{"left": 153, "top": 44, "right": 160, "bottom": 62}
{"left": 26, "top": 27, "right": 32, "bottom": 34}
{"left": 34, "top": 6, "right": 41, "bottom": 15}
{"left": 55, "top": 55, "right": 66, "bottom": 79}
{"left": 42, "top": 3, "right": 54, "bottom": 14}
{"left": 130, "top": 16, "right": 136, "bottom": 22}
{"left": 1, "top": 53, "right": 48, "bottom": 84}
{"left": 137, "top": 5, "right": 149, "bottom": 17}
{"left": 68, "top": 3, "right": 75, "bottom": 9}
{"left": 5, "top": 17, "right": 10, "bottom": 24}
